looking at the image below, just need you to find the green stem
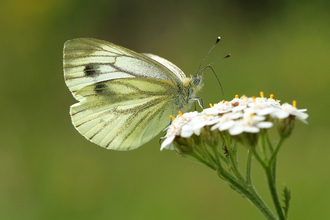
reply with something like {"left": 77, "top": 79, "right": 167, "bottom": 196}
{"left": 268, "top": 137, "right": 285, "bottom": 184}
{"left": 269, "top": 137, "right": 285, "bottom": 166}
{"left": 194, "top": 145, "right": 215, "bottom": 166}
{"left": 251, "top": 145, "right": 284, "bottom": 219}
{"left": 245, "top": 150, "right": 265, "bottom": 208}
{"left": 217, "top": 151, "right": 229, "bottom": 166}
{"left": 251, "top": 147, "right": 267, "bottom": 170}
{"left": 186, "top": 150, "right": 216, "bottom": 171}
{"left": 259, "top": 132, "right": 267, "bottom": 161}
{"left": 265, "top": 131, "right": 276, "bottom": 181}
{"left": 218, "top": 168, "right": 277, "bottom": 220}
{"left": 246, "top": 150, "right": 253, "bottom": 185}
{"left": 266, "top": 131, "right": 274, "bottom": 153}
{"left": 211, "top": 144, "right": 222, "bottom": 169}
{"left": 272, "top": 158, "right": 277, "bottom": 184}
{"left": 224, "top": 135, "right": 246, "bottom": 184}
{"left": 214, "top": 149, "right": 233, "bottom": 180}
{"left": 265, "top": 167, "right": 285, "bottom": 220}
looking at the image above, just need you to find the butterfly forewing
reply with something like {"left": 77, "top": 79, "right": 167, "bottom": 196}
{"left": 143, "top": 53, "right": 187, "bottom": 80}
{"left": 64, "top": 38, "right": 182, "bottom": 101}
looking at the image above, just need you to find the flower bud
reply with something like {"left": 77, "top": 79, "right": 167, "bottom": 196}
{"left": 201, "top": 126, "right": 221, "bottom": 147}
{"left": 232, "top": 132, "right": 259, "bottom": 148}
{"left": 277, "top": 115, "right": 295, "bottom": 138}
{"left": 173, "top": 136, "right": 194, "bottom": 155}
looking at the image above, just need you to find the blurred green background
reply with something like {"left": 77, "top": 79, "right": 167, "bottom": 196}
{"left": 1, "top": 0, "right": 329, "bottom": 219}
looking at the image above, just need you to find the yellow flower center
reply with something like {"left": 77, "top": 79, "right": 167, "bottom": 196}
{"left": 292, "top": 100, "right": 297, "bottom": 107}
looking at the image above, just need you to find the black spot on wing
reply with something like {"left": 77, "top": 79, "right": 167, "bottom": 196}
{"left": 94, "top": 82, "right": 107, "bottom": 94}
{"left": 84, "top": 64, "right": 100, "bottom": 77}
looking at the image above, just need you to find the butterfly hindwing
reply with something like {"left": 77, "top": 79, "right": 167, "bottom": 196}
{"left": 70, "top": 78, "right": 177, "bottom": 150}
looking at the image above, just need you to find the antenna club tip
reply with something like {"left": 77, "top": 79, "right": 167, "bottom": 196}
{"left": 225, "top": 54, "right": 231, "bottom": 58}
{"left": 216, "top": 36, "right": 221, "bottom": 43}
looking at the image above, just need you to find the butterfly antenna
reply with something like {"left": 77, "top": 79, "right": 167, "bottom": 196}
{"left": 197, "top": 53, "right": 230, "bottom": 95}
{"left": 202, "top": 65, "right": 224, "bottom": 95}
{"left": 197, "top": 53, "right": 231, "bottom": 77}
{"left": 196, "top": 36, "right": 221, "bottom": 75}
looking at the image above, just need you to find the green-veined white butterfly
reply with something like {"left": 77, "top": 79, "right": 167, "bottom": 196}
{"left": 64, "top": 38, "right": 206, "bottom": 151}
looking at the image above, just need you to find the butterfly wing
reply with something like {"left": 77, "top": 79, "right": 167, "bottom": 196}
{"left": 70, "top": 78, "right": 178, "bottom": 150}
{"left": 143, "top": 53, "right": 187, "bottom": 81}
{"left": 63, "top": 38, "right": 183, "bottom": 150}
{"left": 64, "top": 38, "right": 182, "bottom": 101}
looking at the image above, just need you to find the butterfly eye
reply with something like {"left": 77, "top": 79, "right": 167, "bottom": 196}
{"left": 193, "top": 77, "right": 200, "bottom": 85}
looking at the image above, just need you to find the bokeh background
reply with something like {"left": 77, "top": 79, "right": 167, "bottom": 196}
{"left": 1, "top": 0, "right": 329, "bottom": 219}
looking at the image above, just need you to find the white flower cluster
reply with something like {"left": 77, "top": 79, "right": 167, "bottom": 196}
{"left": 161, "top": 94, "right": 308, "bottom": 150}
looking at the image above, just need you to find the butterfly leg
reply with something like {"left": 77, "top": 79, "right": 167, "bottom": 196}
{"left": 193, "top": 97, "right": 204, "bottom": 110}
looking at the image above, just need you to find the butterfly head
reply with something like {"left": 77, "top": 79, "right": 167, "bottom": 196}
{"left": 193, "top": 72, "right": 204, "bottom": 87}
{"left": 189, "top": 73, "right": 204, "bottom": 96}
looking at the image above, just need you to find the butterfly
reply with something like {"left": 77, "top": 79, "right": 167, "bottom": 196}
{"left": 63, "top": 38, "right": 204, "bottom": 150}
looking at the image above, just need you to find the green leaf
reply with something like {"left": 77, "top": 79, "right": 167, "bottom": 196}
{"left": 282, "top": 186, "right": 291, "bottom": 219}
